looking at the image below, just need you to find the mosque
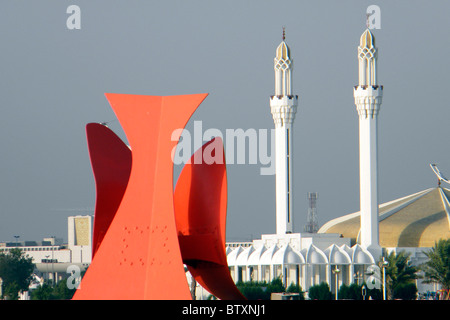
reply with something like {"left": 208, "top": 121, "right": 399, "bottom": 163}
{"left": 222, "top": 27, "right": 450, "bottom": 298}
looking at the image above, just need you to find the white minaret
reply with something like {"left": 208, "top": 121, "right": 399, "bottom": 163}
{"left": 270, "top": 30, "right": 298, "bottom": 235}
{"left": 353, "top": 29, "right": 383, "bottom": 256}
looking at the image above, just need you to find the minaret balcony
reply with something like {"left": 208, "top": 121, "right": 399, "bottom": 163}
{"left": 270, "top": 95, "right": 298, "bottom": 107}
{"left": 353, "top": 85, "right": 383, "bottom": 99}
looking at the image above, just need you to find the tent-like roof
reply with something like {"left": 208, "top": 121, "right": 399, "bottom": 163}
{"left": 319, "top": 187, "right": 450, "bottom": 248}
{"left": 235, "top": 246, "right": 255, "bottom": 266}
{"left": 227, "top": 246, "right": 244, "bottom": 265}
{"left": 247, "top": 245, "right": 267, "bottom": 266}
{"left": 302, "top": 244, "right": 328, "bottom": 264}
{"left": 226, "top": 243, "right": 375, "bottom": 266}
{"left": 324, "top": 244, "right": 352, "bottom": 265}
{"left": 271, "top": 244, "right": 305, "bottom": 265}
{"left": 259, "top": 244, "right": 279, "bottom": 265}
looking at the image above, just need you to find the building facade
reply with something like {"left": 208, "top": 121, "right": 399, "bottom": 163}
{"left": 0, "top": 215, "right": 92, "bottom": 287}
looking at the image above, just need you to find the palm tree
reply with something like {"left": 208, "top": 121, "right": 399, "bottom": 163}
{"left": 421, "top": 238, "right": 450, "bottom": 299}
{"left": 380, "top": 250, "right": 418, "bottom": 300}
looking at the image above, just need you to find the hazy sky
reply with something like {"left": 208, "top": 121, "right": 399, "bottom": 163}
{"left": 1, "top": 1, "right": 449, "bottom": 243}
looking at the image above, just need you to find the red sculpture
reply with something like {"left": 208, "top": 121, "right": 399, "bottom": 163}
{"left": 85, "top": 123, "right": 131, "bottom": 258}
{"left": 73, "top": 93, "right": 245, "bottom": 300}
{"left": 174, "top": 137, "right": 246, "bottom": 300}
{"left": 73, "top": 93, "right": 206, "bottom": 299}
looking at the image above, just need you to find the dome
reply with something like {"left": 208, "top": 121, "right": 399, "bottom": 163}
{"left": 319, "top": 187, "right": 450, "bottom": 248}
{"left": 227, "top": 246, "right": 244, "bottom": 266}
{"left": 247, "top": 245, "right": 267, "bottom": 266}
{"left": 302, "top": 244, "right": 328, "bottom": 264}
{"left": 351, "top": 244, "right": 375, "bottom": 264}
{"left": 259, "top": 244, "right": 278, "bottom": 265}
{"left": 324, "top": 244, "right": 352, "bottom": 265}
{"left": 235, "top": 246, "right": 255, "bottom": 266}
{"left": 272, "top": 244, "right": 305, "bottom": 265}
{"left": 276, "top": 41, "right": 290, "bottom": 60}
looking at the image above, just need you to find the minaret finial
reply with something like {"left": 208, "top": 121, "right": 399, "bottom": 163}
{"left": 366, "top": 13, "right": 370, "bottom": 29}
{"left": 282, "top": 27, "right": 286, "bottom": 41}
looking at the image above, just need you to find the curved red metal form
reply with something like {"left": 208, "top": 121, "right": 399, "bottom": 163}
{"left": 73, "top": 93, "right": 208, "bottom": 300}
{"left": 174, "top": 137, "right": 246, "bottom": 300}
{"left": 85, "top": 123, "right": 132, "bottom": 258}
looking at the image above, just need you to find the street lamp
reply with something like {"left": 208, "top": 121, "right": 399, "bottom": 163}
{"left": 381, "top": 256, "right": 389, "bottom": 300}
{"left": 45, "top": 255, "right": 50, "bottom": 283}
{"left": 13, "top": 235, "right": 20, "bottom": 247}
{"left": 51, "top": 236, "right": 55, "bottom": 286}
{"left": 332, "top": 266, "right": 341, "bottom": 300}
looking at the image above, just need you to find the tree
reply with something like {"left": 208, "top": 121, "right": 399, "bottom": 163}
{"left": 30, "top": 279, "right": 76, "bottom": 300}
{"left": 0, "top": 248, "right": 35, "bottom": 300}
{"left": 236, "top": 278, "right": 295, "bottom": 300}
{"left": 381, "top": 250, "right": 418, "bottom": 300}
{"left": 339, "top": 283, "right": 363, "bottom": 300}
{"left": 286, "top": 282, "right": 305, "bottom": 300}
{"left": 421, "top": 238, "right": 450, "bottom": 298}
{"left": 393, "top": 283, "right": 418, "bottom": 300}
{"left": 308, "top": 282, "right": 332, "bottom": 300}
{"left": 236, "top": 280, "right": 269, "bottom": 300}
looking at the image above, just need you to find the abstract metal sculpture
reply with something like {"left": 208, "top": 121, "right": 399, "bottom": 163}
{"left": 73, "top": 93, "right": 207, "bottom": 299}
{"left": 174, "top": 137, "right": 246, "bottom": 300}
{"left": 85, "top": 123, "right": 131, "bottom": 258}
{"left": 73, "top": 93, "right": 245, "bottom": 300}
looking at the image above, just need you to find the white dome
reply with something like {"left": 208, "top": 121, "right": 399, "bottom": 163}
{"left": 247, "top": 245, "right": 267, "bottom": 266}
{"left": 272, "top": 244, "right": 305, "bottom": 265}
{"left": 303, "top": 244, "right": 328, "bottom": 264}
{"left": 259, "top": 244, "right": 278, "bottom": 265}
{"left": 235, "top": 246, "right": 255, "bottom": 266}
{"left": 325, "top": 244, "right": 352, "bottom": 265}
{"left": 351, "top": 244, "right": 375, "bottom": 264}
{"left": 227, "top": 246, "right": 244, "bottom": 266}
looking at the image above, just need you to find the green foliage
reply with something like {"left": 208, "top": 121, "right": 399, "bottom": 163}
{"left": 381, "top": 250, "right": 419, "bottom": 300}
{"left": 308, "top": 282, "right": 333, "bottom": 300}
{"left": 421, "top": 238, "right": 450, "bottom": 291}
{"left": 266, "top": 277, "right": 285, "bottom": 294}
{"left": 0, "top": 248, "right": 35, "bottom": 300}
{"left": 286, "top": 282, "right": 305, "bottom": 299}
{"left": 393, "top": 282, "right": 418, "bottom": 300}
{"left": 338, "top": 283, "right": 381, "bottom": 300}
{"left": 30, "top": 279, "right": 77, "bottom": 300}
{"left": 367, "top": 286, "right": 382, "bottom": 300}
{"left": 30, "top": 282, "right": 54, "bottom": 300}
{"left": 338, "top": 283, "right": 363, "bottom": 300}
{"left": 236, "top": 278, "right": 305, "bottom": 300}
{"left": 236, "top": 281, "right": 269, "bottom": 300}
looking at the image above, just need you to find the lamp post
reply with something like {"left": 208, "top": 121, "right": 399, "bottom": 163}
{"left": 332, "top": 266, "right": 341, "bottom": 300}
{"left": 51, "top": 236, "right": 55, "bottom": 286}
{"left": 45, "top": 254, "right": 50, "bottom": 283}
{"left": 13, "top": 235, "right": 20, "bottom": 247}
{"left": 381, "top": 256, "right": 388, "bottom": 300}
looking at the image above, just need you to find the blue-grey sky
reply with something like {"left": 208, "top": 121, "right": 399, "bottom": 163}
{"left": 0, "top": 1, "right": 449, "bottom": 243}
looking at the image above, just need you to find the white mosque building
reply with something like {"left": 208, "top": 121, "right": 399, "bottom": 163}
{"left": 223, "top": 28, "right": 449, "bottom": 298}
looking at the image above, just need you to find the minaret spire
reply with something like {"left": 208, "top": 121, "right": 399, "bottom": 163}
{"left": 353, "top": 27, "right": 383, "bottom": 257}
{"left": 270, "top": 31, "right": 298, "bottom": 234}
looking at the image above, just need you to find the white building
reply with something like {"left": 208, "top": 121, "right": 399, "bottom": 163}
{"left": 223, "top": 30, "right": 381, "bottom": 298}
{"left": 223, "top": 28, "right": 445, "bottom": 299}
{"left": 0, "top": 215, "right": 92, "bottom": 285}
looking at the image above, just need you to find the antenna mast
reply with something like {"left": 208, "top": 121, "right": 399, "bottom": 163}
{"left": 304, "top": 192, "right": 319, "bottom": 233}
